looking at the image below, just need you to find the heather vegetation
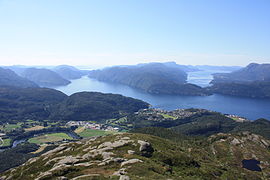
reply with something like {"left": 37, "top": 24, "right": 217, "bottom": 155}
{"left": 1, "top": 133, "right": 269, "bottom": 179}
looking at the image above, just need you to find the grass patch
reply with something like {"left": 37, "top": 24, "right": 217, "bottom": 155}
{"left": 2, "top": 124, "right": 21, "bottom": 132}
{"left": 0, "top": 138, "right": 11, "bottom": 147}
{"left": 24, "top": 125, "right": 45, "bottom": 132}
{"left": 31, "top": 145, "right": 47, "bottom": 154}
{"left": 159, "top": 113, "right": 177, "bottom": 120}
{"left": 117, "top": 117, "right": 127, "bottom": 122}
{"left": 74, "top": 127, "right": 85, "bottom": 134}
{"left": 78, "top": 129, "right": 114, "bottom": 138}
{"left": 28, "top": 133, "right": 72, "bottom": 145}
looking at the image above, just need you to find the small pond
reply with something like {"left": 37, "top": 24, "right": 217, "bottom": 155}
{"left": 242, "top": 159, "right": 262, "bottom": 172}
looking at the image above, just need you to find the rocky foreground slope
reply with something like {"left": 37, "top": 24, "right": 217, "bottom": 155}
{"left": 1, "top": 132, "right": 270, "bottom": 180}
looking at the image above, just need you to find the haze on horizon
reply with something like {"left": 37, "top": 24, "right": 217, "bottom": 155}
{"left": 0, "top": 0, "right": 269, "bottom": 67}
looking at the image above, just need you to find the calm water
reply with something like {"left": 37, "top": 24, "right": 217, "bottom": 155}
{"left": 56, "top": 75, "right": 270, "bottom": 120}
{"left": 242, "top": 159, "right": 261, "bottom": 171}
{"left": 187, "top": 70, "right": 231, "bottom": 87}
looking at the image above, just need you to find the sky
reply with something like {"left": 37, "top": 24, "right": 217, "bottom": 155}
{"left": 0, "top": 0, "right": 269, "bottom": 67}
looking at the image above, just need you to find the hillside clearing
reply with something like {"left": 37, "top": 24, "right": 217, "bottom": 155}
{"left": 78, "top": 129, "right": 115, "bottom": 138}
{"left": 24, "top": 125, "right": 45, "bottom": 132}
{"left": 28, "top": 133, "right": 72, "bottom": 145}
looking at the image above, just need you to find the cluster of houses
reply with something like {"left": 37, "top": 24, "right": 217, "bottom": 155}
{"left": 137, "top": 108, "right": 206, "bottom": 120}
{"left": 66, "top": 121, "right": 119, "bottom": 131}
{"left": 166, "top": 109, "right": 206, "bottom": 118}
{"left": 225, "top": 114, "right": 248, "bottom": 122}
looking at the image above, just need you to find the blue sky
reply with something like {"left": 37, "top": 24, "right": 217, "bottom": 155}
{"left": 0, "top": 0, "right": 269, "bottom": 66}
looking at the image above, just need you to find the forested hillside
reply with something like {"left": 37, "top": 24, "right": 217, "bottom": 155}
{"left": 50, "top": 92, "right": 149, "bottom": 122}
{"left": 0, "top": 87, "right": 67, "bottom": 123}
{"left": 89, "top": 62, "right": 209, "bottom": 96}
{"left": 209, "top": 63, "right": 270, "bottom": 98}
{"left": 21, "top": 68, "right": 71, "bottom": 87}
{"left": 53, "top": 65, "right": 85, "bottom": 80}
{"left": 0, "top": 68, "right": 38, "bottom": 88}
{"left": 0, "top": 87, "right": 149, "bottom": 124}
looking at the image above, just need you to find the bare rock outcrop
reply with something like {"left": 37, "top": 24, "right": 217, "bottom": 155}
{"left": 138, "top": 140, "right": 154, "bottom": 157}
{"left": 121, "top": 159, "right": 143, "bottom": 167}
{"left": 119, "top": 175, "right": 130, "bottom": 180}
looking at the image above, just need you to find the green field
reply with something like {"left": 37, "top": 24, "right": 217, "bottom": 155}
{"left": 0, "top": 138, "right": 11, "bottom": 147}
{"left": 28, "top": 133, "right": 72, "bottom": 145}
{"left": 0, "top": 123, "right": 21, "bottom": 132}
{"left": 78, "top": 129, "right": 114, "bottom": 138}
{"left": 160, "top": 113, "right": 177, "bottom": 120}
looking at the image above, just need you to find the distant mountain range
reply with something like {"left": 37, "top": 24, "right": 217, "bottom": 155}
{"left": 1, "top": 62, "right": 270, "bottom": 98}
{"left": 2, "top": 65, "right": 87, "bottom": 88}
{"left": 211, "top": 63, "right": 270, "bottom": 83}
{"left": 0, "top": 67, "right": 38, "bottom": 88}
{"left": 209, "top": 63, "right": 270, "bottom": 98}
{"left": 139, "top": 61, "right": 200, "bottom": 72}
{"left": 52, "top": 65, "right": 86, "bottom": 80}
{"left": 89, "top": 62, "right": 209, "bottom": 96}
{"left": 88, "top": 62, "right": 270, "bottom": 98}
{"left": 20, "top": 68, "right": 71, "bottom": 87}
{"left": 195, "top": 65, "right": 242, "bottom": 72}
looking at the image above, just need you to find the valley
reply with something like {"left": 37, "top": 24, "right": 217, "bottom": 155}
{"left": 0, "top": 69, "right": 269, "bottom": 179}
{"left": 56, "top": 76, "right": 270, "bottom": 120}
{"left": 1, "top": 1, "right": 270, "bottom": 178}
{"left": 0, "top": 98, "right": 269, "bottom": 178}
{"left": 1, "top": 62, "right": 270, "bottom": 180}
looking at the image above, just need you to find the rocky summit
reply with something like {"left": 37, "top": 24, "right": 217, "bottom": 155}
{"left": 1, "top": 132, "right": 270, "bottom": 180}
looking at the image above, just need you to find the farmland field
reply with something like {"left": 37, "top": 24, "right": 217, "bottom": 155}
{"left": 24, "top": 126, "right": 45, "bottom": 132}
{"left": 74, "top": 127, "right": 85, "bottom": 134}
{"left": 0, "top": 124, "right": 22, "bottom": 132}
{"left": 77, "top": 128, "right": 114, "bottom": 138}
{"left": 28, "top": 133, "right": 72, "bottom": 145}
{"left": 159, "top": 113, "right": 177, "bottom": 120}
{"left": 0, "top": 138, "right": 11, "bottom": 147}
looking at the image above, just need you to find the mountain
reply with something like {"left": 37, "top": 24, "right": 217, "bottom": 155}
{"left": 20, "top": 68, "right": 71, "bottom": 87}
{"left": 5, "top": 65, "right": 88, "bottom": 81}
{"left": 2, "top": 65, "right": 28, "bottom": 76}
{"left": 0, "top": 87, "right": 68, "bottom": 123}
{"left": 50, "top": 92, "right": 149, "bottom": 122}
{"left": 211, "top": 63, "right": 270, "bottom": 83}
{"left": 0, "top": 67, "right": 38, "bottom": 88}
{"left": 209, "top": 81, "right": 270, "bottom": 98}
{"left": 171, "top": 113, "right": 270, "bottom": 138}
{"left": 138, "top": 61, "right": 200, "bottom": 72}
{"left": 0, "top": 87, "right": 149, "bottom": 123}
{"left": 0, "top": 87, "right": 269, "bottom": 179}
{"left": 53, "top": 65, "right": 85, "bottom": 80}
{"left": 231, "top": 118, "right": 270, "bottom": 138}
{"left": 1, "top": 132, "right": 269, "bottom": 180}
{"left": 196, "top": 65, "right": 242, "bottom": 72}
{"left": 89, "top": 63, "right": 209, "bottom": 96}
{"left": 209, "top": 63, "right": 270, "bottom": 98}
{"left": 171, "top": 112, "right": 239, "bottom": 136}
{"left": 123, "top": 108, "right": 270, "bottom": 139}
